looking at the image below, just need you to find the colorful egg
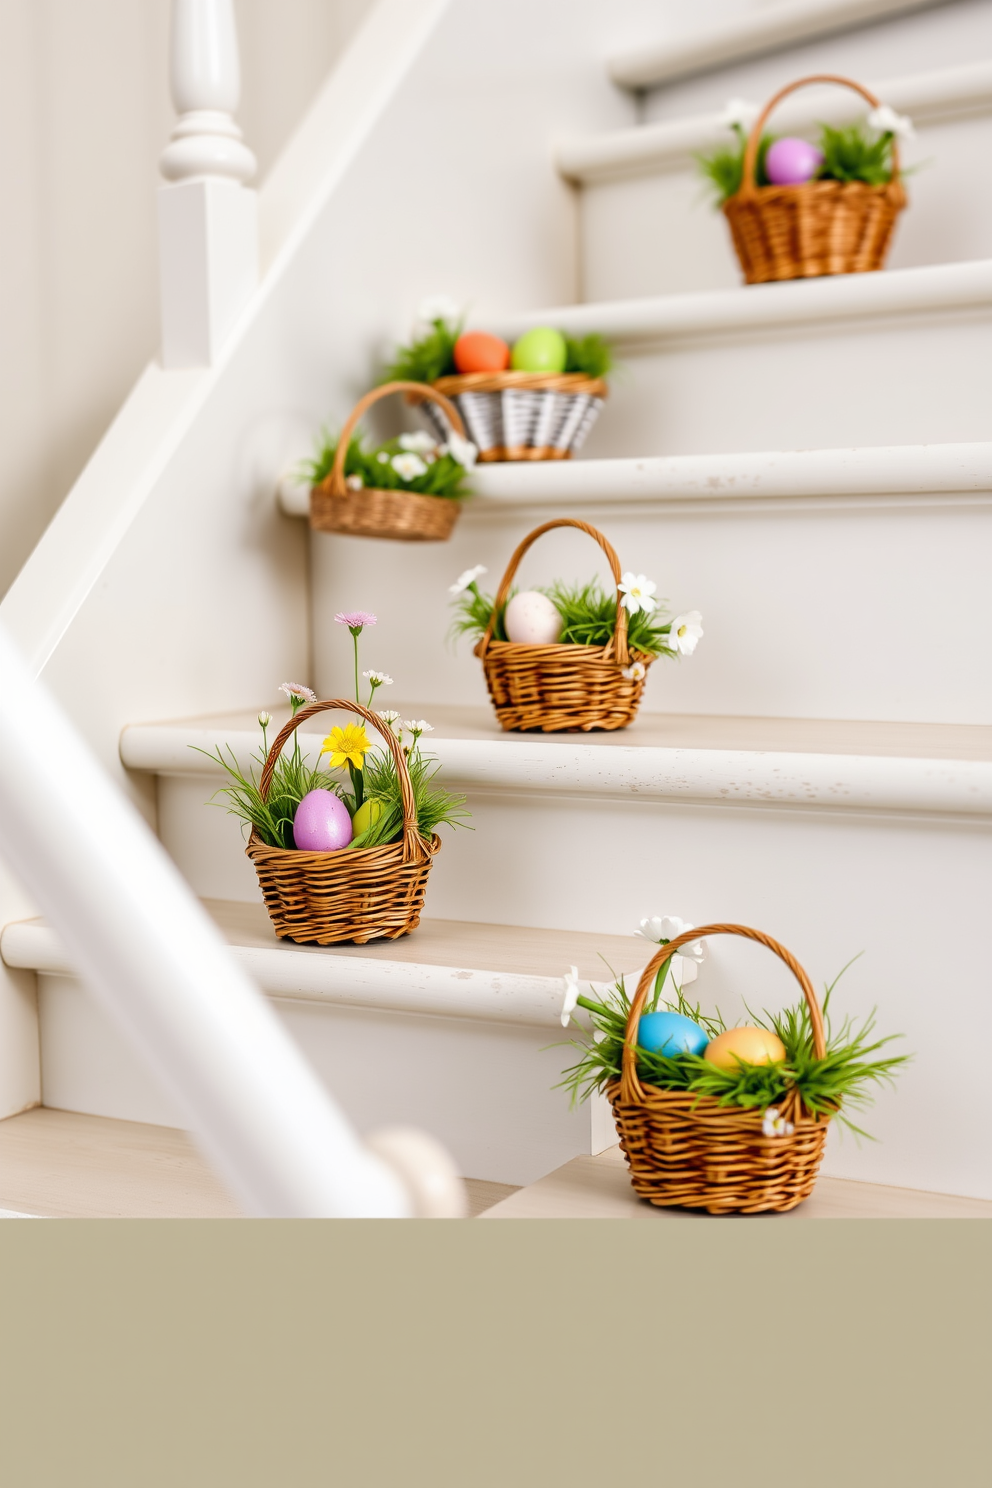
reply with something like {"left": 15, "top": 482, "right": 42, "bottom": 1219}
{"left": 504, "top": 591, "right": 563, "bottom": 645}
{"left": 703, "top": 1026, "right": 786, "bottom": 1069}
{"left": 765, "top": 137, "right": 824, "bottom": 186}
{"left": 510, "top": 327, "right": 568, "bottom": 374}
{"left": 351, "top": 797, "right": 384, "bottom": 840}
{"left": 637, "top": 1010, "right": 709, "bottom": 1058}
{"left": 454, "top": 331, "right": 511, "bottom": 374}
{"left": 292, "top": 789, "right": 353, "bottom": 852}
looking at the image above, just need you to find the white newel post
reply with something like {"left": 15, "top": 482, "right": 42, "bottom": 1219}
{"left": 158, "top": 0, "right": 259, "bottom": 368}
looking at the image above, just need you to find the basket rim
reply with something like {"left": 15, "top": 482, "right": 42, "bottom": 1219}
{"left": 476, "top": 637, "right": 655, "bottom": 661}
{"left": 246, "top": 827, "right": 441, "bottom": 864}
{"left": 433, "top": 370, "right": 609, "bottom": 398}
{"left": 606, "top": 1076, "right": 834, "bottom": 1128}
{"left": 311, "top": 483, "right": 463, "bottom": 507}
{"left": 724, "top": 176, "right": 906, "bottom": 210}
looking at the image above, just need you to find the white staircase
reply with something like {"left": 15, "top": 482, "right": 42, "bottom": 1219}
{"left": 1, "top": 0, "right": 990, "bottom": 1213}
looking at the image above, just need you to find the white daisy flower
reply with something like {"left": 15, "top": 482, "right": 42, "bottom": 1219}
{"left": 668, "top": 612, "right": 703, "bottom": 656}
{"left": 445, "top": 432, "right": 478, "bottom": 469}
{"left": 618, "top": 573, "right": 658, "bottom": 616}
{"left": 622, "top": 661, "right": 646, "bottom": 682}
{"left": 762, "top": 1107, "right": 795, "bottom": 1138}
{"left": 377, "top": 451, "right": 389, "bottom": 464}
{"left": 867, "top": 104, "right": 916, "bottom": 141}
{"left": 399, "top": 431, "right": 437, "bottom": 453}
{"left": 718, "top": 97, "right": 760, "bottom": 131}
{"left": 392, "top": 452, "right": 428, "bottom": 481}
{"left": 403, "top": 719, "right": 433, "bottom": 734}
{"left": 257, "top": 712, "right": 272, "bottom": 729}
{"left": 379, "top": 709, "right": 403, "bottom": 737}
{"left": 449, "top": 564, "right": 487, "bottom": 596}
{"left": 363, "top": 670, "right": 394, "bottom": 687}
{"left": 561, "top": 966, "right": 580, "bottom": 1028}
{"left": 416, "top": 294, "right": 461, "bottom": 329}
{"left": 345, "top": 474, "right": 363, "bottom": 490}
{"left": 279, "top": 682, "right": 316, "bottom": 703}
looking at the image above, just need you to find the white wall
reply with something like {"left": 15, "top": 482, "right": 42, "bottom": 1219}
{"left": 0, "top": 0, "right": 373, "bottom": 601}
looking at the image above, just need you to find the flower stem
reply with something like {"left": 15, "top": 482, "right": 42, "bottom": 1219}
{"left": 348, "top": 760, "right": 364, "bottom": 811}
{"left": 351, "top": 631, "right": 360, "bottom": 706}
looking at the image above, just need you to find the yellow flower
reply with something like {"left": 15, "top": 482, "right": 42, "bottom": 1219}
{"left": 321, "top": 723, "right": 372, "bottom": 770}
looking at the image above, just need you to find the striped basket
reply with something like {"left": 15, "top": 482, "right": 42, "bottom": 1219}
{"left": 418, "top": 371, "right": 607, "bottom": 462}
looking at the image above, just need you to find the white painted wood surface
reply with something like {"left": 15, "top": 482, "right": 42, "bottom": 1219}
{"left": 158, "top": 0, "right": 259, "bottom": 368}
{"left": 608, "top": 0, "right": 950, "bottom": 89}
{"left": 559, "top": 60, "right": 992, "bottom": 182}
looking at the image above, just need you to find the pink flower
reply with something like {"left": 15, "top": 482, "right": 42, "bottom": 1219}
{"left": 279, "top": 682, "right": 316, "bottom": 703}
{"left": 334, "top": 611, "right": 377, "bottom": 629}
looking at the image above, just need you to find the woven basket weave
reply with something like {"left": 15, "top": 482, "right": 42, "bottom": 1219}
{"left": 476, "top": 518, "right": 651, "bottom": 732}
{"left": 310, "top": 381, "right": 468, "bottom": 542}
{"left": 723, "top": 73, "right": 906, "bottom": 285}
{"left": 246, "top": 699, "right": 439, "bottom": 945}
{"left": 608, "top": 924, "right": 831, "bottom": 1214}
{"left": 424, "top": 370, "right": 607, "bottom": 462}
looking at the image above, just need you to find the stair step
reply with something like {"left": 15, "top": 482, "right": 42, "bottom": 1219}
{"left": 2, "top": 898, "right": 643, "bottom": 1028}
{"left": 280, "top": 441, "right": 992, "bottom": 517}
{"left": 560, "top": 60, "right": 992, "bottom": 184}
{"left": 0, "top": 1108, "right": 514, "bottom": 1219}
{"left": 495, "top": 259, "right": 991, "bottom": 347}
{"left": 607, "top": 0, "right": 944, "bottom": 91}
{"left": 121, "top": 708, "right": 992, "bottom": 817}
{"left": 481, "top": 1143, "right": 992, "bottom": 1219}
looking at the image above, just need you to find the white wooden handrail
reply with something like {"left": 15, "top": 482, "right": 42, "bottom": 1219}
{"left": 0, "top": 624, "right": 464, "bottom": 1217}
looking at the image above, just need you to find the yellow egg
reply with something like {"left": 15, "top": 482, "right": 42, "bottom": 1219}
{"left": 703, "top": 1026, "right": 786, "bottom": 1070}
{"left": 351, "top": 797, "right": 384, "bottom": 838}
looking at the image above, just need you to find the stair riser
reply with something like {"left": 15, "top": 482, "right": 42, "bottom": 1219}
{"left": 36, "top": 972, "right": 606, "bottom": 1186}
{"left": 574, "top": 312, "right": 989, "bottom": 459}
{"left": 309, "top": 500, "right": 992, "bottom": 724}
{"left": 637, "top": 0, "right": 989, "bottom": 120}
{"left": 580, "top": 114, "right": 992, "bottom": 301}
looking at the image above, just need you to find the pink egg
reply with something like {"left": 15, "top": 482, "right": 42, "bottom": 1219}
{"left": 765, "top": 137, "right": 824, "bottom": 186}
{"left": 293, "top": 789, "right": 353, "bottom": 851}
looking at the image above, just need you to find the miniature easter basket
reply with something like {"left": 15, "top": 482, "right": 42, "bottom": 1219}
{"left": 609, "top": 924, "right": 831, "bottom": 1214}
{"left": 723, "top": 73, "right": 906, "bottom": 284}
{"left": 310, "top": 381, "right": 469, "bottom": 542}
{"left": 419, "top": 370, "right": 607, "bottom": 463}
{"left": 246, "top": 700, "right": 440, "bottom": 945}
{"left": 477, "top": 518, "right": 652, "bottom": 732}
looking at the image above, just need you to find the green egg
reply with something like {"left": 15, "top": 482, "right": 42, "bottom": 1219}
{"left": 510, "top": 327, "right": 567, "bottom": 374}
{"left": 352, "top": 798, "right": 384, "bottom": 838}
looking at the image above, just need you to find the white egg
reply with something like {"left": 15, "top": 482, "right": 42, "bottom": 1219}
{"left": 504, "top": 590, "right": 563, "bottom": 646}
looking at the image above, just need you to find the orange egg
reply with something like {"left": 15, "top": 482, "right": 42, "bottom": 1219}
{"left": 703, "top": 1026, "right": 786, "bottom": 1070}
{"left": 453, "top": 331, "right": 511, "bottom": 374}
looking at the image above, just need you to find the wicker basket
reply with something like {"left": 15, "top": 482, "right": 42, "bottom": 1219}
{"left": 246, "top": 699, "right": 439, "bottom": 945}
{"left": 723, "top": 73, "right": 906, "bottom": 285}
{"left": 419, "top": 370, "right": 607, "bottom": 462}
{"left": 310, "top": 381, "right": 469, "bottom": 542}
{"left": 476, "top": 518, "right": 651, "bottom": 732}
{"left": 608, "top": 923, "right": 831, "bottom": 1214}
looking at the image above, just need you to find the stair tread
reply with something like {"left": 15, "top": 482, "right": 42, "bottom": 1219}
{"left": 481, "top": 1143, "right": 992, "bottom": 1220}
{"left": 129, "top": 704, "right": 992, "bottom": 763}
{"left": 492, "top": 260, "right": 992, "bottom": 347}
{"left": 0, "top": 1108, "right": 515, "bottom": 1219}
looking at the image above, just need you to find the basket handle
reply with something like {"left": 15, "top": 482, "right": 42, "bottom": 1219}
{"left": 619, "top": 923, "right": 827, "bottom": 1103}
{"left": 319, "top": 381, "right": 467, "bottom": 498}
{"left": 477, "top": 518, "right": 630, "bottom": 666}
{"left": 259, "top": 699, "right": 428, "bottom": 863}
{"left": 738, "top": 73, "right": 900, "bottom": 199}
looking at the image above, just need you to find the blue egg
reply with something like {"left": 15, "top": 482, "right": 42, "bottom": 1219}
{"left": 637, "top": 1010, "right": 708, "bottom": 1058}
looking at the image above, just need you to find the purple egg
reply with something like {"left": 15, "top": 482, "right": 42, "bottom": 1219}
{"left": 765, "top": 136, "right": 824, "bottom": 186}
{"left": 293, "top": 789, "right": 353, "bottom": 852}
